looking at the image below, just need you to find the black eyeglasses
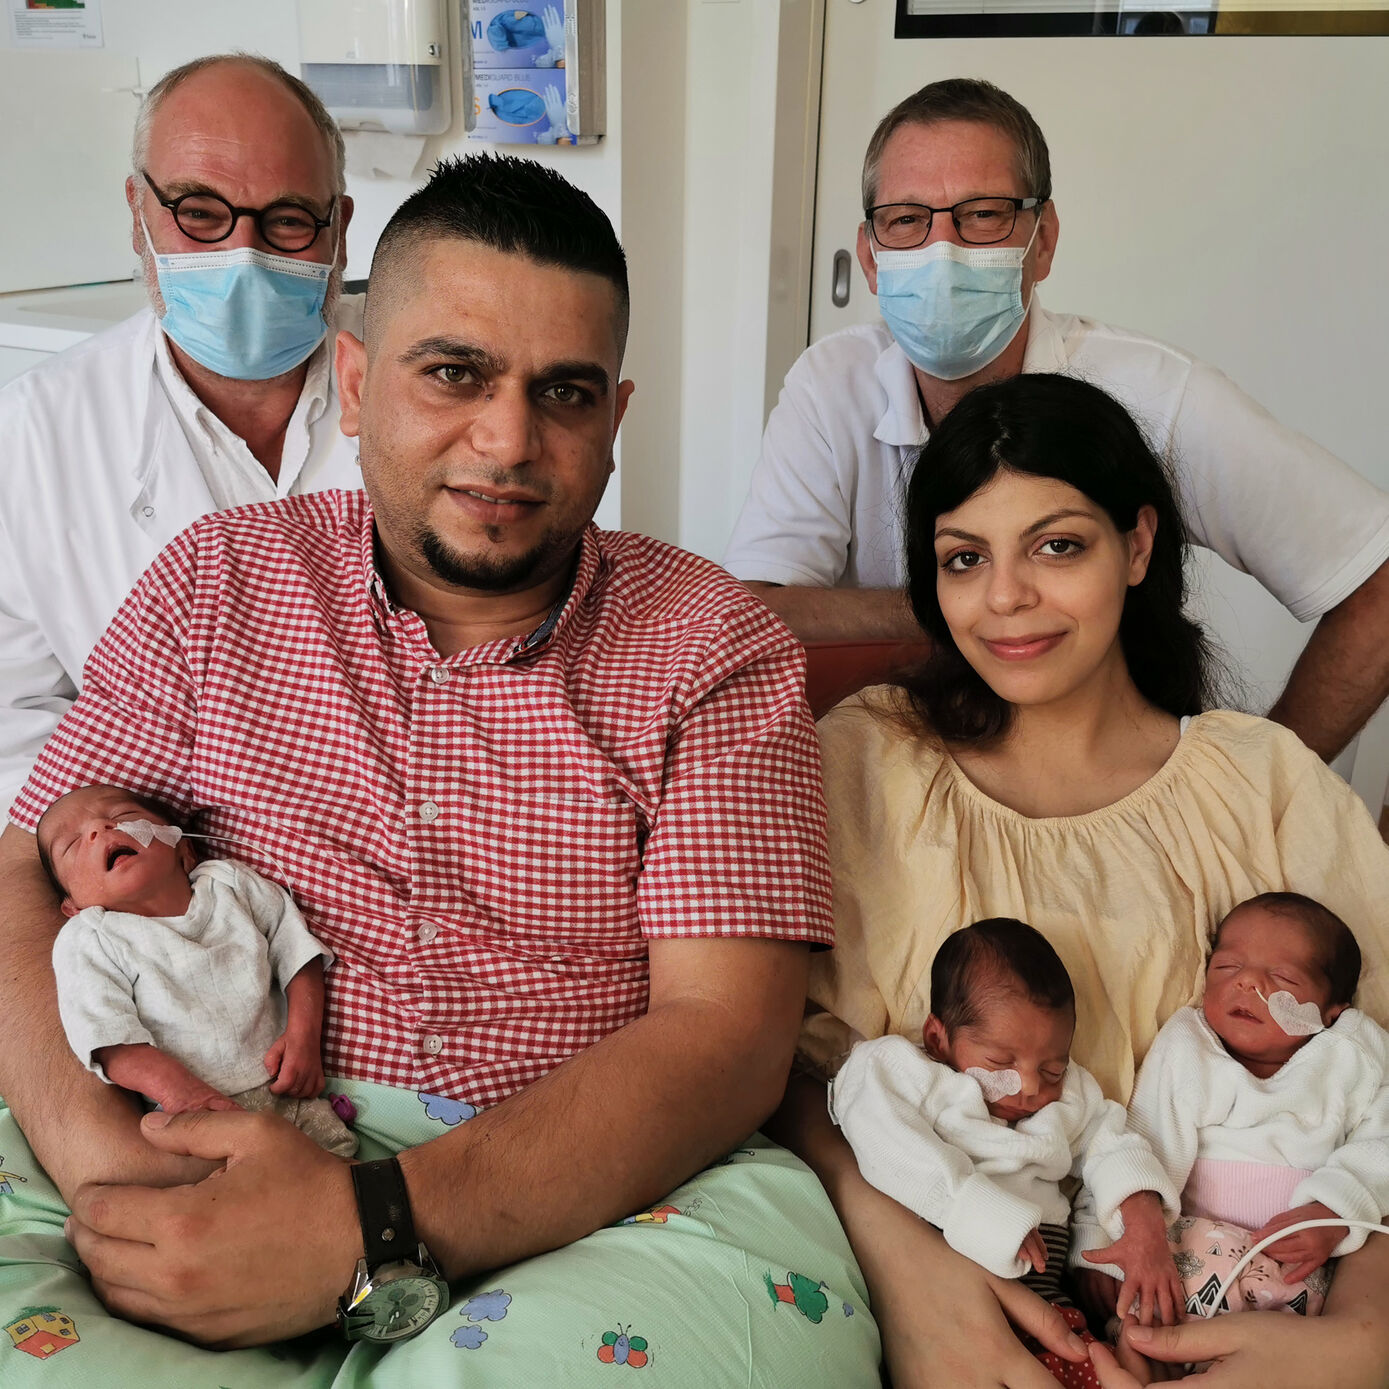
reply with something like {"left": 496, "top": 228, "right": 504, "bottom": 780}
{"left": 866, "top": 196, "right": 1043, "bottom": 250}
{"left": 142, "top": 172, "right": 335, "bottom": 254}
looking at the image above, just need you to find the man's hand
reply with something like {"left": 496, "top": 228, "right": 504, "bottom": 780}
{"left": 65, "top": 1107, "right": 358, "bottom": 1346}
{"left": 1080, "top": 1193, "right": 1184, "bottom": 1326}
{"left": 264, "top": 1029, "right": 325, "bottom": 1099}
{"left": 1250, "top": 1202, "right": 1345, "bottom": 1284}
{"left": 1018, "top": 1227, "right": 1048, "bottom": 1273}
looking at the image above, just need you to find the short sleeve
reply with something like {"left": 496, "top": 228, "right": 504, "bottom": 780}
{"left": 228, "top": 863, "right": 333, "bottom": 985}
{"left": 1171, "top": 360, "right": 1389, "bottom": 621}
{"left": 636, "top": 603, "right": 834, "bottom": 948}
{"left": 0, "top": 414, "right": 79, "bottom": 816}
{"left": 1265, "top": 733, "right": 1389, "bottom": 1025}
{"left": 51, "top": 914, "right": 154, "bottom": 1077}
{"left": 722, "top": 354, "right": 855, "bottom": 588}
{"left": 799, "top": 696, "right": 912, "bottom": 1073}
{"left": 9, "top": 526, "right": 202, "bottom": 831}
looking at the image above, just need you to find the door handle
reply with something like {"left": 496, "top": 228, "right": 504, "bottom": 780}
{"left": 831, "top": 248, "right": 852, "bottom": 307}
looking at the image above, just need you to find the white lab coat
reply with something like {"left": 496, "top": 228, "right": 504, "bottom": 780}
{"left": 0, "top": 301, "right": 364, "bottom": 813}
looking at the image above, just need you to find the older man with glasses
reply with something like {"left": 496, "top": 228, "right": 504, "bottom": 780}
{"left": 0, "top": 53, "right": 361, "bottom": 815}
{"left": 725, "top": 77, "right": 1389, "bottom": 764}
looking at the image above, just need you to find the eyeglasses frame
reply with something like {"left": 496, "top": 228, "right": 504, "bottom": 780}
{"left": 141, "top": 171, "right": 336, "bottom": 253}
{"left": 865, "top": 195, "right": 1045, "bottom": 249}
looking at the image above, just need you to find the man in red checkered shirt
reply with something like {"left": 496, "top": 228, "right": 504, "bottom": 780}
{"left": 0, "top": 157, "right": 878, "bottom": 1383}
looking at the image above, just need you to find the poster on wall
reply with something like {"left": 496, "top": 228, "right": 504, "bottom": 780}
{"left": 895, "top": 0, "right": 1389, "bottom": 37}
{"left": 469, "top": 1, "right": 605, "bottom": 146}
{"left": 8, "top": 0, "right": 103, "bottom": 48}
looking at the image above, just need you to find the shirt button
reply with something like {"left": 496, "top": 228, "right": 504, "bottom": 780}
{"left": 142, "top": 506, "right": 156, "bottom": 518}
{"left": 429, "top": 666, "right": 451, "bottom": 685}
{"left": 418, "top": 800, "right": 440, "bottom": 823}
{"left": 423, "top": 1034, "right": 444, "bottom": 1055}
{"left": 418, "top": 922, "right": 438, "bottom": 944}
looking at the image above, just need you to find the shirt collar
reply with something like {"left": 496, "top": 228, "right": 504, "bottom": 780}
{"left": 1018, "top": 294, "right": 1065, "bottom": 373}
{"left": 359, "top": 505, "right": 604, "bottom": 660}
{"left": 871, "top": 294, "right": 1057, "bottom": 449}
{"left": 871, "top": 334, "right": 927, "bottom": 450}
{"left": 152, "top": 324, "right": 332, "bottom": 439}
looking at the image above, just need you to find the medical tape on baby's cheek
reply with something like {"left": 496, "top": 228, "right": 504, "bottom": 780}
{"left": 1255, "top": 986, "right": 1325, "bottom": 1036}
{"left": 965, "top": 1066, "right": 1022, "bottom": 1102}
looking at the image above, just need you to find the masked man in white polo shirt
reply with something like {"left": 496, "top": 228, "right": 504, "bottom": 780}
{"left": 0, "top": 53, "right": 361, "bottom": 811}
{"left": 724, "top": 78, "right": 1389, "bottom": 761}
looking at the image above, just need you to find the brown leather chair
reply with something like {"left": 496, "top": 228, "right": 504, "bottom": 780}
{"left": 803, "top": 639, "right": 932, "bottom": 720}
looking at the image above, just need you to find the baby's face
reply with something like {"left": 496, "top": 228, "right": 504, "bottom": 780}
{"left": 925, "top": 997, "right": 1073, "bottom": 1123}
{"left": 1203, "top": 906, "right": 1338, "bottom": 1072}
{"left": 40, "top": 786, "right": 190, "bottom": 916}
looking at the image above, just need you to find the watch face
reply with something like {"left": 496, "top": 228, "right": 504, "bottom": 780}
{"left": 359, "top": 1273, "right": 446, "bottom": 1342}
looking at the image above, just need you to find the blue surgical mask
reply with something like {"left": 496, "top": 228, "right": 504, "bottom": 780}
{"left": 144, "top": 213, "right": 334, "bottom": 381}
{"left": 872, "top": 217, "right": 1040, "bottom": 381}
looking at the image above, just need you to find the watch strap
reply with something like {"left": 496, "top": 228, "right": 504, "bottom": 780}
{"left": 350, "top": 1157, "right": 417, "bottom": 1269}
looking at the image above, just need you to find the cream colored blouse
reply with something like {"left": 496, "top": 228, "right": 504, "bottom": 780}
{"left": 805, "top": 691, "right": 1389, "bottom": 1104}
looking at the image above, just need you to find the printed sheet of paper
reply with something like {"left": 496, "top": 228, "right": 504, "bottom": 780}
{"left": 8, "top": 0, "right": 103, "bottom": 48}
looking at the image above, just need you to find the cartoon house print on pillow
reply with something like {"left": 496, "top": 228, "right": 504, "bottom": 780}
{"left": 6, "top": 1308, "right": 79, "bottom": 1359}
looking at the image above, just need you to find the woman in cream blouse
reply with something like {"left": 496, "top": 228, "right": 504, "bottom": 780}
{"left": 775, "top": 374, "right": 1389, "bottom": 1389}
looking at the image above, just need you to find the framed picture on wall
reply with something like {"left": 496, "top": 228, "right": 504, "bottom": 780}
{"left": 894, "top": 0, "right": 1389, "bottom": 37}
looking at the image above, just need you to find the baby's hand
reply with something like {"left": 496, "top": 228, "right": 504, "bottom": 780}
{"left": 1018, "top": 1227, "right": 1048, "bottom": 1273}
{"left": 264, "top": 1030, "right": 325, "bottom": 1099}
{"left": 1081, "top": 1192, "right": 1184, "bottom": 1327}
{"left": 155, "top": 1076, "right": 242, "bottom": 1116}
{"left": 1251, "top": 1202, "right": 1345, "bottom": 1284}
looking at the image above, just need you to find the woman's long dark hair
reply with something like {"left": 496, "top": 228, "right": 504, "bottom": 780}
{"left": 899, "top": 373, "right": 1220, "bottom": 743}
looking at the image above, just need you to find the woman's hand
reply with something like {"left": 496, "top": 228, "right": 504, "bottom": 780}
{"left": 874, "top": 1229, "right": 1088, "bottom": 1389}
{"left": 1087, "top": 1301, "right": 1389, "bottom": 1388}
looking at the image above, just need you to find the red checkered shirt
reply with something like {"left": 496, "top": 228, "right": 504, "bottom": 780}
{"left": 14, "top": 491, "right": 833, "bottom": 1106}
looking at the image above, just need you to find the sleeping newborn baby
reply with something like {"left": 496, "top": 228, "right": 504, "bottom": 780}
{"left": 829, "top": 917, "right": 1182, "bottom": 1387}
{"left": 1117, "top": 893, "right": 1389, "bottom": 1319}
{"left": 39, "top": 783, "right": 355, "bottom": 1157}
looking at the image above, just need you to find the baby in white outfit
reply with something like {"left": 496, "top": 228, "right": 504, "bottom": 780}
{"left": 829, "top": 918, "right": 1183, "bottom": 1385}
{"left": 1107, "top": 891, "right": 1389, "bottom": 1343}
{"left": 40, "top": 783, "right": 355, "bottom": 1157}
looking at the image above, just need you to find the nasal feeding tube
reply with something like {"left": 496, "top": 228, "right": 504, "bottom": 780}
{"left": 116, "top": 819, "right": 298, "bottom": 898}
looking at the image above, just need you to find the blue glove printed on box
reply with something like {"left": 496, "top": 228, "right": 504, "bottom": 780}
{"left": 488, "top": 87, "right": 547, "bottom": 125}
{"left": 487, "top": 10, "right": 545, "bottom": 52}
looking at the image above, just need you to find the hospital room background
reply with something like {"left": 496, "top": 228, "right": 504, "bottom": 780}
{"left": 2, "top": 0, "right": 1385, "bottom": 806}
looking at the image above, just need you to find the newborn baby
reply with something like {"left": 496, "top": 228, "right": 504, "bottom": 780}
{"left": 39, "top": 784, "right": 355, "bottom": 1157}
{"left": 1115, "top": 891, "right": 1389, "bottom": 1331}
{"left": 829, "top": 917, "right": 1181, "bottom": 1387}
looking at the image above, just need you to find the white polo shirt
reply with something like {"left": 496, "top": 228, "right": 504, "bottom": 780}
{"left": 724, "top": 302, "right": 1389, "bottom": 622}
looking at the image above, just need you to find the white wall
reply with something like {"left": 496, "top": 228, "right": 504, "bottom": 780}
{"left": 626, "top": 0, "right": 821, "bottom": 561}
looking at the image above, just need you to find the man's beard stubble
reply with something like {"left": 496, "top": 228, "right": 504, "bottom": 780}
{"left": 418, "top": 524, "right": 565, "bottom": 595}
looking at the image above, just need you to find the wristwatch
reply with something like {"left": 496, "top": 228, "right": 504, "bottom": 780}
{"left": 337, "top": 1157, "right": 449, "bottom": 1342}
